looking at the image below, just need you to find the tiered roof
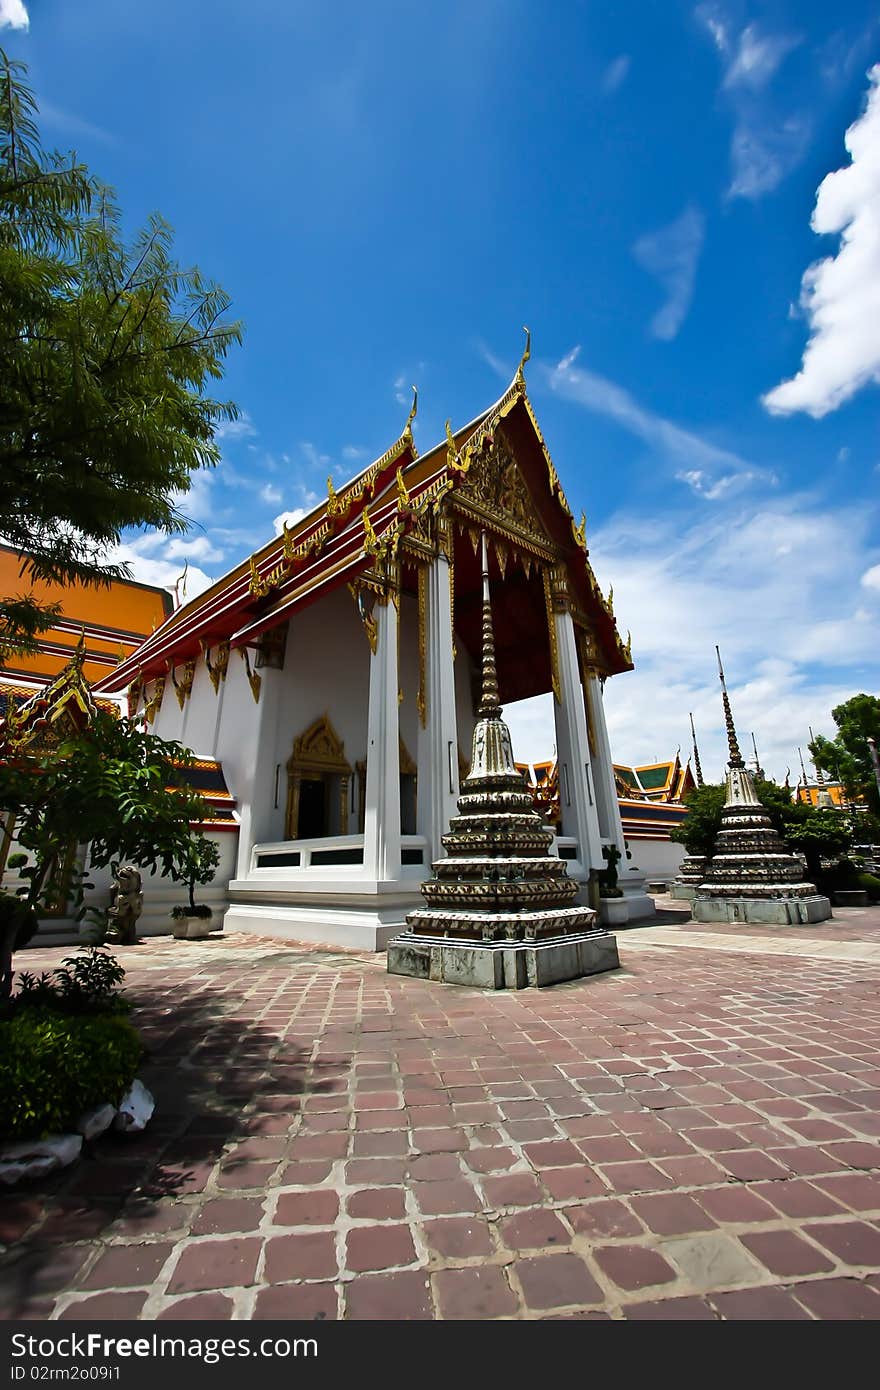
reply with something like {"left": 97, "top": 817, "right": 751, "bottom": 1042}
{"left": 97, "top": 355, "right": 632, "bottom": 696}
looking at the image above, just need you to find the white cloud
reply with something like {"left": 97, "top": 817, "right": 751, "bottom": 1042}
{"left": 632, "top": 205, "right": 705, "bottom": 340}
{"left": 544, "top": 349, "right": 770, "bottom": 489}
{"left": 728, "top": 116, "right": 810, "bottom": 200}
{"left": 260, "top": 482, "right": 283, "bottom": 505}
{"left": 723, "top": 24, "right": 800, "bottom": 91}
{"left": 763, "top": 66, "right": 880, "bottom": 418}
{"left": 506, "top": 492, "right": 879, "bottom": 783}
{"left": 299, "top": 441, "right": 331, "bottom": 473}
{"left": 393, "top": 374, "right": 409, "bottom": 406}
{"left": 862, "top": 563, "right": 880, "bottom": 592}
{"left": 342, "top": 444, "right": 368, "bottom": 462}
{"left": 0, "top": 0, "right": 29, "bottom": 30}
{"left": 102, "top": 535, "right": 214, "bottom": 603}
{"left": 215, "top": 411, "right": 256, "bottom": 442}
{"left": 697, "top": 6, "right": 806, "bottom": 200}
{"left": 592, "top": 493, "right": 880, "bottom": 782}
{"left": 273, "top": 507, "right": 307, "bottom": 534}
{"left": 602, "top": 55, "right": 630, "bottom": 94}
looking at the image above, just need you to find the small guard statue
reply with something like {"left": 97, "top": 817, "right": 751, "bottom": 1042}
{"left": 106, "top": 864, "right": 144, "bottom": 945}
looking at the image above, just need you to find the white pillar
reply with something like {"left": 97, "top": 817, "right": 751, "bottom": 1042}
{"left": 363, "top": 597, "right": 401, "bottom": 882}
{"left": 586, "top": 673, "right": 655, "bottom": 921}
{"left": 553, "top": 609, "right": 603, "bottom": 881}
{"left": 232, "top": 662, "right": 284, "bottom": 880}
{"left": 417, "top": 554, "right": 459, "bottom": 862}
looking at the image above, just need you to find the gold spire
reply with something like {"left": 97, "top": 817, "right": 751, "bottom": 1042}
{"left": 716, "top": 645, "right": 744, "bottom": 769}
{"left": 515, "top": 325, "right": 531, "bottom": 387}
{"left": 326, "top": 474, "right": 341, "bottom": 518}
{"left": 477, "top": 531, "right": 501, "bottom": 718}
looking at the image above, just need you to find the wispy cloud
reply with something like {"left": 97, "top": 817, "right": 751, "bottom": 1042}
{"left": 37, "top": 99, "right": 117, "bottom": 147}
{"left": 0, "top": 0, "right": 29, "bottom": 31}
{"left": 632, "top": 205, "right": 705, "bottom": 340}
{"left": 215, "top": 410, "right": 257, "bottom": 442}
{"left": 543, "top": 347, "right": 771, "bottom": 495}
{"left": 722, "top": 24, "right": 800, "bottom": 90}
{"left": 696, "top": 4, "right": 806, "bottom": 200}
{"left": 602, "top": 55, "right": 630, "bottom": 94}
{"left": 508, "top": 488, "right": 879, "bottom": 780}
{"left": 260, "top": 482, "right": 283, "bottom": 505}
{"left": 763, "top": 66, "right": 880, "bottom": 418}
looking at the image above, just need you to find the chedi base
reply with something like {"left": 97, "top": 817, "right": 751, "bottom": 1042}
{"left": 387, "top": 928, "right": 620, "bottom": 990}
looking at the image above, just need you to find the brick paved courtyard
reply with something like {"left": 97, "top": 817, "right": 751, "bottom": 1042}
{"left": 3, "top": 902, "right": 880, "bottom": 1321}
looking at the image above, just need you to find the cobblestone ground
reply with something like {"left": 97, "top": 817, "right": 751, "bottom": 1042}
{"left": 2, "top": 903, "right": 880, "bottom": 1321}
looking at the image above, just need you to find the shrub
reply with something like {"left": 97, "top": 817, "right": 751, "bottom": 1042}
{"left": 857, "top": 872, "right": 880, "bottom": 902}
{"left": 0, "top": 1008, "right": 142, "bottom": 1140}
{"left": 13, "top": 946, "right": 128, "bottom": 1016}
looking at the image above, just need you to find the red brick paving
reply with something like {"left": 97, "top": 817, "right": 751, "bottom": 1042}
{"left": 2, "top": 913, "right": 880, "bottom": 1320}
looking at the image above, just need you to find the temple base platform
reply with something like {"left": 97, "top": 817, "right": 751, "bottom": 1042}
{"left": 386, "top": 929, "right": 620, "bottom": 990}
{"left": 693, "top": 894, "right": 832, "bottom": 926}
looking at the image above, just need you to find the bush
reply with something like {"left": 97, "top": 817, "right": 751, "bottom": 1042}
{"left": 14, "top": 946, "right": 129, "bottom": 1016}
{"left": 857, "top": 872, "right": 880, "bottom": 902}
{"left": 0, "top": 1008, "right": 142, "bottom": 1140}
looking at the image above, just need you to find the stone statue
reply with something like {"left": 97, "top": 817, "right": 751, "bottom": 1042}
{"left": 106, "top": 865, "right": 143, "bottom": 945}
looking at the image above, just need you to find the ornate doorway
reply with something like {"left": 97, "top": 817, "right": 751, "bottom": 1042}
{"left": 286, "top": 716, "right": 352, "bottom": 839}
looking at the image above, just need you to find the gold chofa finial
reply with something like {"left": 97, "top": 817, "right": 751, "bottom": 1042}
{"left": 396, "top": 465, "right": 410, "bottom": 509}
{"left": 363, "top": 504, "right": 379, "bottom": 554}
{"left": 445, "top": 418, "right": 457, "bottom": 464}
{"left": 326, "top": 474, "right": 341, "bottom": 518}
{"left": 515, "top": 325, "right": 531, "bottom": 385}
{"left": 404, "top": 385, "right": 418, "bottom": 434}
{"left": 574, "top": 512, "right": 587, "bottom": 548}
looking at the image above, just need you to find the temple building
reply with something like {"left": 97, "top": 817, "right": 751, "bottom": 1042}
{"left": 96, "top": 350, "right": 655, "bottom": 949}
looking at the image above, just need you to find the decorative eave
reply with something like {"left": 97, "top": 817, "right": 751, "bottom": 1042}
{"left": 98, "top": 345, "right": 632, "bottom": 690}
{"left": 97, "top": 396, "right": 421, "bottom": 693}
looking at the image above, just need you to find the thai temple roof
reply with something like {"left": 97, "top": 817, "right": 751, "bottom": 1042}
{"left": 614, "top": 754, "right": 695, "bottom": 802}
{"left": 97, "top": 351, "right": 633, "bottom": 698}
{"left": 0, "top": 544, "right": 172, "bottom": 688}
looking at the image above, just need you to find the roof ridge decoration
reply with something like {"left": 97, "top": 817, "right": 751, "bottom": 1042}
{"left": 2, "top": 638, "right": 100, "bottom": 751}
{"left": 247, "top": 388, "right": 420, "bottom": 599}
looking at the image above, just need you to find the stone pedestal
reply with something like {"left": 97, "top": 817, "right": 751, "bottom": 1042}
{"left": 387, "top": 929, "right": 619, "bottom": 990}
{"left": 693, "top": 894, "right": 832, "bottom": 925}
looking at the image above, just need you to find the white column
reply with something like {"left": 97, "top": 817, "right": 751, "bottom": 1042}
{"left": 231, "top": 662, "right": 284, "bottom": 880}
{"left": 553, "top": 609, "right": 603, "bottom": 879}
{"left": 363, "top": 597, "right": 402, "bottom": 882}
{"left": 417, "top": 554, "right": 460, "bottom": 862}
{"left": 587, "top": 673, "right": 655, "bottom": 921}
{"left": 585, "top": 674, "right": 626, "bottom": 855}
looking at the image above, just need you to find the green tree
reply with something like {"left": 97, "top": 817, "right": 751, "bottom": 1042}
{"left": 810, "top": 695, "right": 880, "bottom": 815}
{"left": 669, "top": 783, "right": 727, "bottom": 858}
{"left": 0, "top": 710, "right": 219, "bottom": 999}
{"left": 0, "top": 49, "right": 241, "bottom": 655}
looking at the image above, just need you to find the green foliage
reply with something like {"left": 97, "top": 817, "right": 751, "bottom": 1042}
{"left": 671, "top": 777, "right": 856, "bottom": 882}
{"left": 670, "top": 783, "right": 727, "bottom": 857}
{"left": 0, "top": 1008, "right": 141, "bottom": 1139}
{"left": 810, "top": 694, "right": 880, "bottom": 815}
{"left": 0, "top": 709, "right": 217, "bottom": 898}
{"left": 14, "top": 946, "right": 128, "bottom": 1016}
{"left": 0, "top": 48, "right": 241, "bottom": 653}
{"left": 0, "top": 890, "right": 39, "bottom": 950}
{"left": 858, "top": 873, "right": 880, "bottom": 902}
{"left": 0, "top": 712, "right": 220, "bottom": 997}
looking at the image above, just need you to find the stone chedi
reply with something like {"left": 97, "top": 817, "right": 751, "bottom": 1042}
{"left": 387, "top": 535, "right": 620, "bottom": 987}
{"left": 693, "top": 650, "right": 832, "bottom": 926}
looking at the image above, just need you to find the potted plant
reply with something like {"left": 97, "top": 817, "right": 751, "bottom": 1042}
{"left": 170, "top": 837, "right": 221, "bottom": 940}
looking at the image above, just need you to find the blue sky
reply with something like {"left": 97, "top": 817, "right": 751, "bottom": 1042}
{"left": 4, "top": 0, "right": 879, "bottom": 783}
